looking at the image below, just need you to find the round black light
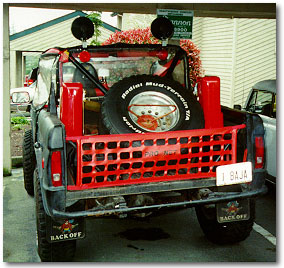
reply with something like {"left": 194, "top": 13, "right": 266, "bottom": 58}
{"left": 71, "top": 17, "right": 94, "bottom": 41}
{"left": 151, "top": 17, "right": 174, "bottom": 41}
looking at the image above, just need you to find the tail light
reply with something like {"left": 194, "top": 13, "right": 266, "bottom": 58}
{"left": 51, "top": 151, "right": 62, "bottom": 187}
{"left": 255, "top": 136, "right": 264, "bottom": 169}
{"left": 28, "top": 79, "right": 34, "bottom": 86}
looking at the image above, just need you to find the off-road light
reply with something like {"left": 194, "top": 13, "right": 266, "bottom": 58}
{"left": 151, "top": 17, "right": 174, "bottom": 41}
{"left": 71, "top": 16, "right": 94, "bottom": 48}
{"left": 71, "top": 17, "right": 94, "bottom": 41}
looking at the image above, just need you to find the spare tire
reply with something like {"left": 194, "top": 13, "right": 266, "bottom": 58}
{"left": 101, "top": 75, "right": 204, "bottom": 134}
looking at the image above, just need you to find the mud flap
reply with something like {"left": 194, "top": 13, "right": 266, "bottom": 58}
{"left": 46, "top": 217, "right": 85, "bottom": 243}
{"left": 216, "top": 199, "right": 250, "bottom": 223}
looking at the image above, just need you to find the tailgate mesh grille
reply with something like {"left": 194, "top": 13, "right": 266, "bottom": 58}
{"left": 67, "top": 125, "right": 245, "bottom": 190}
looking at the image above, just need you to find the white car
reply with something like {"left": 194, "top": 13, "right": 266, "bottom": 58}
{"left": 10, "top": 82, "right": 36, "bottom": 112}
{"left": 244, "top": 80, "right": 276, "bottom": 183}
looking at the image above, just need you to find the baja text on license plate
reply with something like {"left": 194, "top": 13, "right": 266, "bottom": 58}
{"left": 216, "top": 162, "right": 252, "bottom": 186}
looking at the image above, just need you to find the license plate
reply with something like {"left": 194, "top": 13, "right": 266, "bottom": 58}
{"left": 216, "top": 162, "right": 252, "bottom": 186}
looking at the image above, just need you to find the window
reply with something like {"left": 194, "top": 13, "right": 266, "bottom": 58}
{"left": 247, "top": 90, "right": 276, "bottom": 118}
{"left": 63, "top": 47, "right": 187, "bottom": 89}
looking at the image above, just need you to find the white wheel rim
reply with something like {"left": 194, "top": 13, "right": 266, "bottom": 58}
{"left": 128, "top": 91, "right": 180, "bottom": 132}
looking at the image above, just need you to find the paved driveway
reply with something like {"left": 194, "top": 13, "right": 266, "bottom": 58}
{"left": 3, "top": 168, "right": 276, "bottom": 262}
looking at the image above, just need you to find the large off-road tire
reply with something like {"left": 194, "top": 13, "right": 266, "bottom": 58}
{"left": 34, "top": 170, "right": 76, "bottom": 262}
{"left": 101, "top": 75, "right": 204, "bottom": 134}
{"left": 195, "top": 199, "right": 255, "bottom": 245}
{"left": 22, "top": 129, "right": 36, "bottom": 196}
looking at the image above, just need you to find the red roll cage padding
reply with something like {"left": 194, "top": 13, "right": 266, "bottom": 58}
{"left": 60, "top": 83, "right": 83, "bottom": 137}
{"left": 69, "top": 49, "right": 169, "bottom": 61}
{"left": 197, "top": 76, "right": 224, "bottom": 129}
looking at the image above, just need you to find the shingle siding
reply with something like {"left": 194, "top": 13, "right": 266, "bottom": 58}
{"left": 10, "top": 19, "right": 115, "bottom": 51}
{"left": 192, "top": 17, "right": 276, "bottom": 107}
{"left": 10, "top": 11, "right": 118, "bottom": 88}
{"left": 234, "top": 19, "right": 276, "bottom": 106}
{"left": 192, "top": 18, "right": 234, "bottom": 106}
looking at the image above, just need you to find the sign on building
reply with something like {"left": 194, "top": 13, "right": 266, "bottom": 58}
{"left": 157, "top": 9, "right": 194, "bottom": 40}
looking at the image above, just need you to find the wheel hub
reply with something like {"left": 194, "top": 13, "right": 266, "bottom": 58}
{"left": 137, "top": 115, "right": 158, "bottom": 131}
{"left": 128, "top": 91, "right": 180, "bottom": 132}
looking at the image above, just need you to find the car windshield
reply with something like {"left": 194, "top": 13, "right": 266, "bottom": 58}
{"left": 61, "top": 47, "right": 186, "bottom": 89}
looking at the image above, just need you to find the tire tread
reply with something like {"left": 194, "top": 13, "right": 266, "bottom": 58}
{"left": 22, "top": 129, "right": 36, "bottom": 196}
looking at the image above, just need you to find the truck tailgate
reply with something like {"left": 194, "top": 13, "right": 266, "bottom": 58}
{"left": 66, "top": 124, "right": 246, "bottom": 190}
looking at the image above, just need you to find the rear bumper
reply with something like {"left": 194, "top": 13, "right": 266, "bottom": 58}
{"left": 51, "top": 186, "right": 267, "bottom": 218}
{"left": 43, "top": 169, "right": 267, "bottom": 219}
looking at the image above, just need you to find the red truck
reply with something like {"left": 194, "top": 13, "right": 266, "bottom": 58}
{"left": 22, "top": 17, "right": 267, "bottom": 261}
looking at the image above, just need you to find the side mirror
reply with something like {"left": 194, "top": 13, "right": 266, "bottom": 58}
{"left": 11, "top": 92, "right": 30, "bottom": 104}
{"left": 234, "top": 104, "right": 242, "bottom": 110}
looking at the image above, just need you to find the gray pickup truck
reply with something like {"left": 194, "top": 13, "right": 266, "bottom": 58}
{"left": 237, "top": 80, "right": 276, "bottom": 183}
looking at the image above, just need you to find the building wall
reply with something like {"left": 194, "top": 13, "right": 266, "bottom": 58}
{"left": 121, "top": 13, "right": 156, "bottom": 30}
{"left": 192, "top": 17, "right": 276, "bottom": 107}
{"left": 192, "top": 17, "right": 235, "bottom": 106}
{"left": 10, "top": 16, "right": 116, "bottom": 51}
{"left": 10, "top": 20, "right": 81, "bottom": 52}
{"left": 233, "top": 19, "right": 276, "bottom": 107}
